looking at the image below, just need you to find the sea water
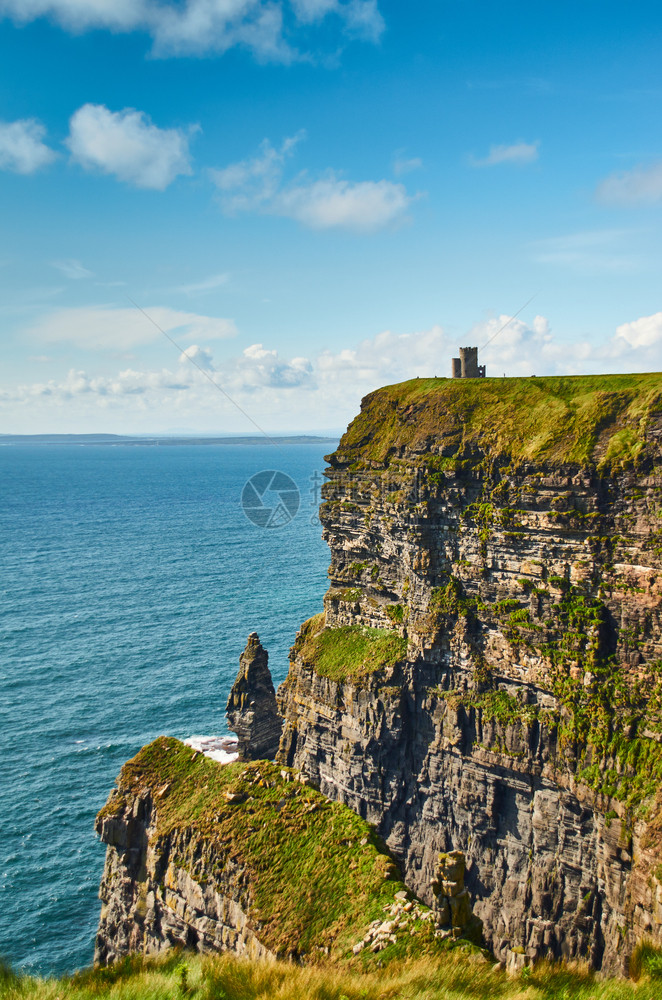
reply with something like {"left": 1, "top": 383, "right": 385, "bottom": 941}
{"left": 0, "top": 442, "right": 333, "bottom": 976}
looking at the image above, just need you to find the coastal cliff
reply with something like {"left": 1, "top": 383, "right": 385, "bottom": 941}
{"left": 94, "top": 737, "right": 457, "bottom": 966}
{"left": 95, "top": 373, "right": 662, "bottom": 976}
{"left": 276, "top": 374, "right": 662, "bottom": 974}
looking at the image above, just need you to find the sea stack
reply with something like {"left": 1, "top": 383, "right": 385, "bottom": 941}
{"left": 226, "top": 632, "right": 282, "bottom": 760}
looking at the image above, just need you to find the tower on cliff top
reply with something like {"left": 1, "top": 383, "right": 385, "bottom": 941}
{"left": 451, "top": 346, "right": 485, "bottom": 379}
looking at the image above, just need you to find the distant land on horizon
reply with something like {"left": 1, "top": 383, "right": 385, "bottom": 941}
{"left": 0, "top": 433, "right": 340, "bottom": 447}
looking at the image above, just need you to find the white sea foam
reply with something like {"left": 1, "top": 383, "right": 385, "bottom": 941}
{"left": 184, "top": 735, "right": 239, "bottom": 765}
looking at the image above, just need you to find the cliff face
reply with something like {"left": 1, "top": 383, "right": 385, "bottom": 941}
{"left": 276, "top": 374, "right": 662, "bottom": 974}
{"left": 95, "top": 744, "right": 275, "bottom": 967}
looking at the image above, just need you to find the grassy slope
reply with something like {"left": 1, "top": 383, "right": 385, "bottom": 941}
{"left": 101, "top": 738, "right": 434, "bottom": 961}
{"left": 335, "top": 373, "right": 662, "bottom": 467}
{"left": 293, "top": 613, "right": 407, "bottom": 682}
{"left": 2, "top": 948, "right": 662, "bottom": 1000}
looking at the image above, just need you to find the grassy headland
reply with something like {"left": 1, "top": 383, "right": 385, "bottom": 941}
{"left": 292, "top": 613, "right": 408, "bottom": 681}
{"left": 334, "top": 373, "right": 662, "bottom": 468}
{"left": 100, "top": 738, "right": 434, "bottom": 961}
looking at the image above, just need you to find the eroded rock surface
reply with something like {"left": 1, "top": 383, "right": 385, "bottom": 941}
{"left": 226, "top": 632, "right": 282, "bottom": 761}
{"left": 94, "top": 785, "right": 273, "bottom": 967}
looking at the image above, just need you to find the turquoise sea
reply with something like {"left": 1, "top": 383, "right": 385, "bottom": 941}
{"left": 0, "top": 442, "right": 333, "bottom": 976}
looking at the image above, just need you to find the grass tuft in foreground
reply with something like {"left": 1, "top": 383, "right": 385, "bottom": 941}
{"left": 1, "top": 948, "right": 662, "bottom": 1000}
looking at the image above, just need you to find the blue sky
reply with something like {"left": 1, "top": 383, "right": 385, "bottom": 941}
{"left": 2, "top": 0, "right": 662, "bottom": 434}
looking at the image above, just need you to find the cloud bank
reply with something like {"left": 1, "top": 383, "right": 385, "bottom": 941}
{"left": 7, "top": 308, "right": 662, "bottom": 433}
{"left": 0, "top": 0, "right": 384, "bottom": 60}
{"left": 26, "top": 304, "right": 237, "bottom": 352}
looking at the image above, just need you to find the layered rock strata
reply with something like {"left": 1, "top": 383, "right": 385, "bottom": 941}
{"left": 430, "top": 851, "right": 472, "bottom": 932}
{"left": 275, "top": 374, "right": 662, "bottom": 975}
{"left": 96, "top": 373, "right": 662, "bottom": 976}
{"left": 226, "top": 633, "right": 282, "bottom": 761}
{"left": 95, "top": 773, "right": 272, "bottom": 966}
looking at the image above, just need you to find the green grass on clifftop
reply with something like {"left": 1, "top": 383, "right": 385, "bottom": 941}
{"left": 294, "top": 614, "right": 408, "bottom": 681}
{"left": 334, "top": 373, "right": 662, "bottom": 468}
{"left": 2, "top": 948, "right": 662, "bottom": 1000}
{"left": 100, "top": 738, "right": 422, "bottom": 961}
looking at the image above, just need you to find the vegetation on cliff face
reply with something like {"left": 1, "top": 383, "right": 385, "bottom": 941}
{"left": 426, "top": 573, "right": 662, "bottom": 817}
{"left": 293, "top": 613, "right": 408, "bottom": 681}
{"left": 2, "top": 947, "right": 662, "bottom": 1000}
{"left": 100, "top": 738, "right": 430, "bottom": 961}
{"left": 333, "top": 373, "right": 662, "bottom": 468}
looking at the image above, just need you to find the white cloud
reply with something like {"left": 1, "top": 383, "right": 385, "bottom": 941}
{"left": 289, "top": 0, "right": 383, "bottom": 39}
{"left": 0, "top": 0, "right": 384, "bottom": 59}
{"left": 236, "top": 342, "right": 313, "bottom": 387}
{"left": 149, "top": 0, "right": 294, "bottom": 60}
{"left": 531, "top": 315, "right": 549, "bottom": 337}
{"left": 470, "top": 310, "right": 662, "bottom": 375}
{"left": 0, "top": 0, "right": 146, "bottom": 31}
{"left": 0, "top": 118, "right": 56, "bottom": 174}
{"left": 290, "top": 0, "right": 337, "bottom": 21}
{"left": 66, "top": 104, "right": 195, "bottom": 189}
{"left": 15, "top": 365, "right": 196, "bottom": 402}
{"left": 211, "top": 133, "right": 414, "bottom": 231}
{"left": 597, "top": 160, "right": 662, "bottom": 205}
{"left": 51, "top": 258, "right": 94, "bottom": 280}
{"left": 211, "top": 133, "right": 304, "bottom": 210}
{"left": 0, "top": 341, "right": 316, "bottom": 429}
{"left": 340, "top": 0, "right": 383, "bottom": 41}
{"left": 470, "top": 140, "right": 539, "bottom": 167}
{"left": 26, "top": 305, "right": 237, "bottom": 351}
{"left": 614, "top": 312, "right": 662, "bottom": 349}
{"left": 330, "top": 312, "right": 662, "bottom": 382}
{"left": 273, "top": 175, "right": 410, "bottom": 231}
{"left": 179, "top": 344, "right": 215, "bottom": 370}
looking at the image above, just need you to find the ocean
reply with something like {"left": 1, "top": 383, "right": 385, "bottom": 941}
{"left": 0, "top": 442, "right": 333, "bottom": 976}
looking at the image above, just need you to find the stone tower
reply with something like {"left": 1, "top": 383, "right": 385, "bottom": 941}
{"left": 451, "top": 346, "right": 485, "bottom": 379}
